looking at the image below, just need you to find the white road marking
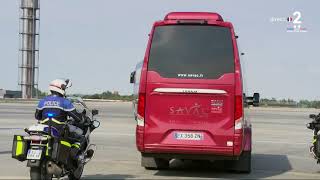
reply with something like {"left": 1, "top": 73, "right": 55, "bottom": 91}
{"left": 95, "top": 132, "right": 134, "bottom": 136}
{"left": 256, "top": 140, "right": 308, "bottom": 145}
{"left": 95, "top": 132, "right": 309, "bottom": 146}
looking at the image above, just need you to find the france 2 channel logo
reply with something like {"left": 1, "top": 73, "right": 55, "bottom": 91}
{"left": 286, "top": 11, "right": 307, "bottom": 32}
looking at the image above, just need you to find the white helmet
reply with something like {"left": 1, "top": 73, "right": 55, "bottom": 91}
{"left": 49, "top": 79, "right": 70, "bottom": 96}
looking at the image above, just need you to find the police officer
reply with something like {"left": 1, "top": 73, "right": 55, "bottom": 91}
{"left": 35, "top": 79, "right": 85, "bottom": 159}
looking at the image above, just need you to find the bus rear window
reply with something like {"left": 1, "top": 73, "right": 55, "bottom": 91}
{"left": 148, "top": 25, "right": 235, "bottom": 79}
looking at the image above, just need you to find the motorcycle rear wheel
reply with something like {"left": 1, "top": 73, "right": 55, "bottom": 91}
{"left": 30, "top": 160, "right": 52, "bottom": 180}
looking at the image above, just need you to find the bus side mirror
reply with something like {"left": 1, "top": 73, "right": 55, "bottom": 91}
{"left": 253, "top": 93, "right": 260, "bottom": 106}
{"left": 130, "top": 71, "right": 136, "bottom": 84}
{"left": 246, "top": 93, "right": 260, "bottom": 107}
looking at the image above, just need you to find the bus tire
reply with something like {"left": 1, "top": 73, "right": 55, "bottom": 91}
{"left": 230, "top": 151, "right": 251, "bottom": 173}
{"left": 141, "top": 155, "right": 169, "bottom": 170}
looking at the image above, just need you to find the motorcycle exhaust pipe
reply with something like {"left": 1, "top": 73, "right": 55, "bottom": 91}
{"left": 46, "top": 161, "right": 62, "bottom": 177}
{"left": 84, "top": 144, "right": 97, "bottom": 164}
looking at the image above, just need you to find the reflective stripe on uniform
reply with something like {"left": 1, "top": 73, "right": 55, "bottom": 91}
{"left": 37, "top": 106, "right": 75, "bottom": 112}
{"left": 39, "top": 119, "right": 49, "bottom": 124}
{"left": 46, "top": 143, "right": 49, "bottom": 156}
{"left": 72, "top": 143, "right": 80, "bottom": 149}
{"left": 64, "top": 107, "right": 76, "bottom": 112}
{"left": 39, "top": 118, "right": 65, "bottom": 125}
{"left": 313, "top": 138, "right": 317, "bottom": 144}
{"left": 61, "top": 141, "right": 71, "bottom": 147}
{"left": 52, "top": 119, "right": 65, "bottom": 125}
{"left": 36, "top": 106, "right": 65, "bottom": 110}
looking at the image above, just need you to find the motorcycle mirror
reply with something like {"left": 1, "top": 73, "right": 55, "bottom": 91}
{"left": 306, "top": 123, "right": 314, "bottom": 130}
{"left": 92, "top": 120, "right": 100, "bottom": 128}
{"left": 66, "top": 80, "right": 72, "bottom": 88}
{"left": 306, "top": 123, "right": 310, "bottom": 128}
{"left": 309, "top": 114, "right": 316, "bottom": 119}
{"left": 92, "top": 109, "right": 99, "bottom": 116}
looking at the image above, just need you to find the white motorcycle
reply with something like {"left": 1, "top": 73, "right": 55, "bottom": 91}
{"left": 12, "top": 97, "right": 100, "bottom": 180}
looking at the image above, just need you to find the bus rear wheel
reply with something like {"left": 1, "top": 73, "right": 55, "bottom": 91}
{"left": 141, "top": 155, "right": 169, "bottom": 170}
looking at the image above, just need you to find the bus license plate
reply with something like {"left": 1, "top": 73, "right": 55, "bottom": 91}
{"left": 174, "top": 132, "right": 203, "bottom": 140}
{"left": 27, "top": 149, "right": 42, "bottom": 160}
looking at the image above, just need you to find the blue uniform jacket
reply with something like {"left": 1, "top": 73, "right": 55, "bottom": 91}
{"left": 36, "top": 95, "right": 75, "bottom": 121}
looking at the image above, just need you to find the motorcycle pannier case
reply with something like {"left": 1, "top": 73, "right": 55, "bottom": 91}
{"left": 52, "top": 138, "right": 71, "bottom": 165}
{"left": 12, "top": 135, "right": 28, "bottom": 161}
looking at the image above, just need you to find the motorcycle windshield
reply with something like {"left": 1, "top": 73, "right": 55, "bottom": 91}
{"left": 68, "top": 97, "right": 88, "bottom": 108}
{"left": 68, "top": 96, "right": 92, "bottom": 118}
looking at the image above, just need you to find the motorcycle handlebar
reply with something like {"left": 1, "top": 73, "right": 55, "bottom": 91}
{"left": 309, "top": 113, "right": 320, "bottom": 122}
{"left": 310, "top": 114, "right": 317, "bottom": 119}
{"left": 307, "top": 113, "right": 320, "bottom": 131}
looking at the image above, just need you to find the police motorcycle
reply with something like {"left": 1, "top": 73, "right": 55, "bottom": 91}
{"left": 12, "top": 97, "right": 100, "bottom": 180}
{"left": 307, "top": 113, "right": 320, "bottom": 164}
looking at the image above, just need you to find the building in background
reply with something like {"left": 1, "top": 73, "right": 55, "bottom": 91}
{"left": 0, "top": 89, "right": 5, "bottom": 98}
{"left": 0, "top": 89, "right": 22, "bottom": 99}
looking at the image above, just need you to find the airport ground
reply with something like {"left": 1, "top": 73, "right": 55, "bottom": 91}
{"left": 1, "top": 102, "right": 320, "bottom": 179}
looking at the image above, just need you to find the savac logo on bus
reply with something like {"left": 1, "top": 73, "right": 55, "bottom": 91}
{"left": 169, "top": 100, "right": 224, "bottom": 118}
{"left": 169, "top": 103, "right": 209, "bottom": 118}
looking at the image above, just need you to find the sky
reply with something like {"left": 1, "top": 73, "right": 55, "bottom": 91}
{"left": 0, "top": 0, "right": 319, "bottom": 100}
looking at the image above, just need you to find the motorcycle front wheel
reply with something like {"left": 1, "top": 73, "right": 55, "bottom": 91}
{"left": 30, "top": 160, "right": 52, "bottom": 180}
{"left": 68, "top": 164, "right": 84, "bottom": 180}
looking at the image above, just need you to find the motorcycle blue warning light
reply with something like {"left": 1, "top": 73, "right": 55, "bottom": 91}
{"left": 47, "top": 113, "right": 54, "bottom": 117}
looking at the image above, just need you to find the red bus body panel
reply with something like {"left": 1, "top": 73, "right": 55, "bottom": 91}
{"left": 136, "top": 12, "right": 251, "bottom": 158}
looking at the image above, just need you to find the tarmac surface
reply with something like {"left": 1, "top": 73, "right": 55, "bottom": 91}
{"left": 1, "top": 102, "right": 320, "bottom": 179}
